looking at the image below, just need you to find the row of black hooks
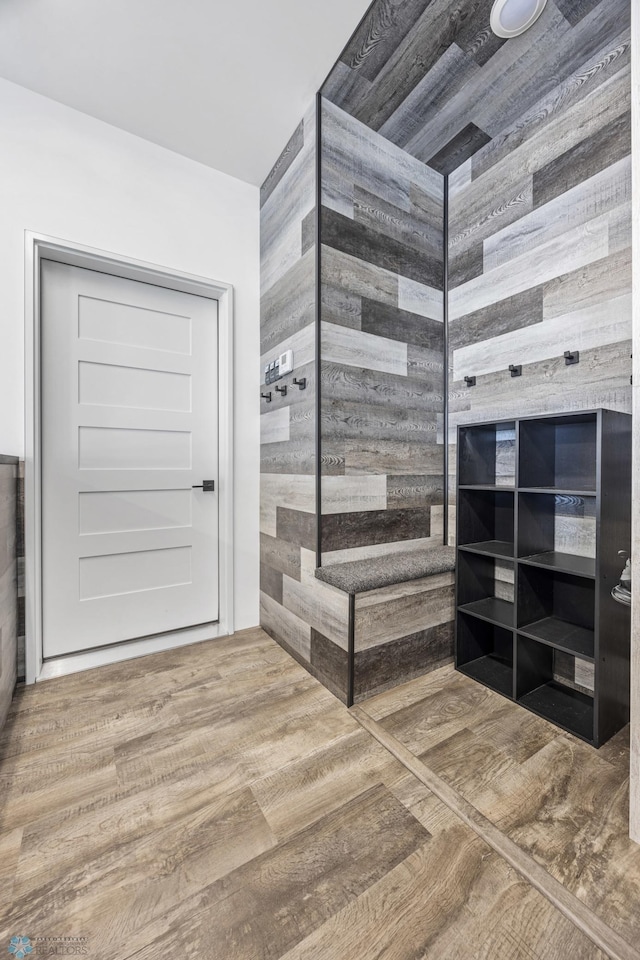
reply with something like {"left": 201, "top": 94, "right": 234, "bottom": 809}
{"left": 261, "top": 377, "right": 306, "bottom": 403}
{"left": 464, "top": 351, "right": 579, "bottom": 388}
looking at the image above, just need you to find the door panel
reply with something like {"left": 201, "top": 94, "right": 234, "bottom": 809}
{"left": 41, "top": 260, "right": 219, "bottom": 658}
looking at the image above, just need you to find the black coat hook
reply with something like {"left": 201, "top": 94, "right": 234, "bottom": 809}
{"left": 275, "top": 385, "right": 287, "bottom": 397}
{"left": 564, "top": 350, "right": 580, "bottom": 366}
{"left": 464, "top": 376, "right": 476, "bottom": 387}
{"left": 261, "top": 392, "right": 272, "bottom": 403}
{"left": 509, "top": 364, "right": 522, "bottom": 378}
{"left": 293, "top": 377, "right": 307, "bottom": 390}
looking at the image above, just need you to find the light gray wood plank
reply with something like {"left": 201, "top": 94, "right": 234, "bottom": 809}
{"left": 543, "top": 247, "right": 632, "bottom": 320}
{"left": 323, "top": 99, "right": 444, "bottom": 208}
{"left": 321, "top": 245, "right": 399, "bottom": 309}
{"left": 321, "top": 361, "right": 443, "bottom": 412}
{"left": 282, "top": 575, "right": 350, "bottom": 650}
{"left": 484, "top": 157, "right": 631, "bottom": 272}
{"left": 261, "top": 104, "right": 315, "bottom": 296}
{"left": 260, "top": 406, "right": 290, "bottom": 445}
{"left": 260, "top": 591, "right": 311, "bottom": 662}
{"left": 261, "top": 249, "right": 315, "bottom": 355}
{"left": 340, "top": 441, "right": 445, "bottom": 477}
{"left": 261, "top": 475, "right": 316, "bottom": 537}
{"left": 321, "top": 475, "right": 388, "bottom": 515}
{"left": 398, "top": 276, "right": 444, "bottom": 321}
{"left": 449, "top": 211, "right": 611, "bottom": 322}
{"left": 450, "top": 66, "right": 630, "bottom": 246}
{"left": 321, "top": 536, "right": 440, "bottom": 566}
{"left": 260, "top": 322, "right": 315, "bottom": 371}
{"left": 322, "top": 321, "right": 408, "bottom": 377}
{"left": 355, "top": 576, "right": 455, "bottom": 651}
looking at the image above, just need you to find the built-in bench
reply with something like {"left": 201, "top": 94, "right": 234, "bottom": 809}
{"left": 315, "top": 546, "right": 456, "bottom": 705}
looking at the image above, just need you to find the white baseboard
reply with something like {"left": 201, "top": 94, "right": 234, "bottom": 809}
{"left": 37, "top": 622, "right": 226, "bottom": 682}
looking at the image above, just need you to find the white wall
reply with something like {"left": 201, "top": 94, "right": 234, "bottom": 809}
{"left": 0, "top": 77, "right": 260, "bottom": 631}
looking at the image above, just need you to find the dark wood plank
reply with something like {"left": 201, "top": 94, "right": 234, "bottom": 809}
{"left": 351, "top": 0, "right": 505, "bottom": 131}
{"left": 276, "top": 507, "right": 317, "bottom": 551}
{"left": 448, "top": 287, "right": 544, "bottom": 351}
{"left": 355, "top": 622, "right": 454, "bottom": 700}
{"left": 310, "top": 628, "right": 349, "bottom": 699}
{"left": 260, "top": 563, "right": 283, "bottom": 604}
{"left": 322, "top": 508, "right": 432, "bottom": 552}
{"left": 361, "top": 298, "right": 444, "bottom": 349}
{"left": 339, "top": 0, "right": 433, "bottom": 81}
{"left": 426, "top": 122, "right": 492, "bottom": 176}
{"left": 448, "top": 243, "right": 484, "bottom": 289}
{"left": 555, "top": 0, "right": 603, "bottom": 27}
{"left": 322, "top": 206, "right": 444, "bottom": 288}
{"left": 532, "top": 111, "right": 631, "bottom": 209}
{"left": 322, "top": 397, "right": 438, "bottom": 444}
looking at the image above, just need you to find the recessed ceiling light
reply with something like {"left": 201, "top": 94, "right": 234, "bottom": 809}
{"left": 490, "top": 0, "right": 548, "bottom": 38}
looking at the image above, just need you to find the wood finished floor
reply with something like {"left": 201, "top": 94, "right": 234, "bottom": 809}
{"left": 0, "top": 628, "right": 634, "bottom": 960}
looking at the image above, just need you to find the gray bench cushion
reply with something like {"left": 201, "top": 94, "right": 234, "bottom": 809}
{"left": 315, "top": 546, "right": 456, "bottom": 594}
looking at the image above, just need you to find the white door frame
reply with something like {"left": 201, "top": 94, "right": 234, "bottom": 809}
{"left": 24, "top": 232, "right": 235, "bottom": 684}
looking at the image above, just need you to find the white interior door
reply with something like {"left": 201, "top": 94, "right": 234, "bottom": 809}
{"left": 41, "top": 260, "right": 219, "bottom": 658}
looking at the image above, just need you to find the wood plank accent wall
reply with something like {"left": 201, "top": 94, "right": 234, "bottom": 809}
{"left": 447, "top": 0, "right": 632, "bottom": 521}
{"left": 320, "top": 99, "right": 446, "bottom": 564}
{"left": 261, "top": 0, "right": 632, "bottom": 708}
{"left": 260, "top": 102, "right": 352, "bottom": 702}
{"left": 322, "top": 0, "right": 632, "bottom": 547}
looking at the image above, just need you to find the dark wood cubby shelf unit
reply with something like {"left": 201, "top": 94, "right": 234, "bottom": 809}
{"left": 455, "top": 410, "right": 631, "bottom": 747}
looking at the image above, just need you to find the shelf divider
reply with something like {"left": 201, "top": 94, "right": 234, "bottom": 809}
{"left": 517, "top": 618, "right": 594, "bottom": 661}
{"left": 458, "top": 597, "right": 514, "bottom": 628}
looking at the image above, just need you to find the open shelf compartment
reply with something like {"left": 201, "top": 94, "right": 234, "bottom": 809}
{"left": 516, "top": 634, "right": 594, "bottom": 742}
{"left": 518, "top": 413, "right": 597, "bottom": 492}
{"left": 458, "top": 488, "right": 514, "bottom": 559}
{"left": 517, "top": 491, "right": 596, "bottom": 579}
{"left": 458, "top": 421, "right": 516, "bottom": 488}
{"left": 457, "top": 614, "right": 514, "bottom": 699}
{"left": 457, "top": 551, "right": 514, "bottom": 628}
{"left": 517, "top": 564, "right": 594, "bottom": 660}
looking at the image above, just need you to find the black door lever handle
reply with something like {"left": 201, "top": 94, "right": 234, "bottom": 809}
{"left": 192, "top": 481, "right": 215, "bottom": 491}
